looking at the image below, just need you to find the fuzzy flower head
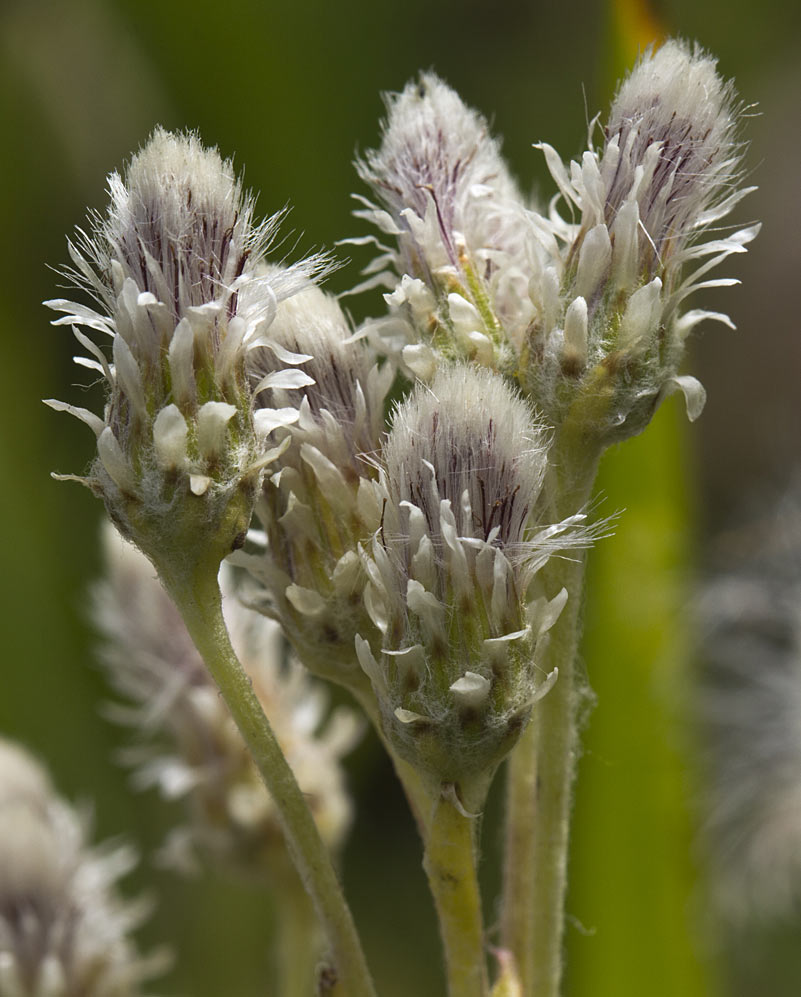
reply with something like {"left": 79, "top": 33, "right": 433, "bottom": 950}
{"left": 528, "top": 39, "right": 757, "bottom": 446}
{"left": 357, "top": 366, "right": 588, "bottom": 808}
{"left": 0, "top": 738, "right": 165, "bottom": 996}
{"left": 94, "top": 524, "right": 361, "bottom": 875}
{"left": 354, "top": 72, "right": 542, "bottom": 376}
{"left": 240, "top": 282, "right": 394, "bottom": 686}
{"left": 46, "top": 128, "right": 324, "bottom": 574}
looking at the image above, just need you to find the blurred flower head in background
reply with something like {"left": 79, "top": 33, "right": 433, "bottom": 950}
{"left": 0, "top": 737, "right": 166, "bottom": 996}
{"left": 93, "top": 524, "right": 362, "bottom": 877}
{"left": 698, "top": 474, "right": 801, "bottom": 921}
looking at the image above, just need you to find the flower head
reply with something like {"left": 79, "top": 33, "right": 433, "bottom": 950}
{"left": 356, "top": 72, "right": 521, "bottom": 277}
{"left": 353, "top": 73, "right": 541, "bottom": 375}
{"left": 240, "top": 282, "right": 394, "bottom": 685}
{"left": 529, "top": 39, "right": 757, "bottom": 445}
{"left": 94, "top": 523, "right": 361, "bottom": 874}
{"left": 46, "top": 128, "right": 324, "bottom": 575}
{"left": 0, "top": 738, "right": 165, "bottom": 996}
{"left": 356, "top": 366, "right": 589, "bottom": 807}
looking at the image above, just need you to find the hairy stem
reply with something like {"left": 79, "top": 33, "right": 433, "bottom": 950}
{"left": 159, "top": 559, "right": 376, "bottom": 997}
{"left": 275, "top": 867, "right": 321, "bottom": 997}
{"left": 423, "top": 790, "right": 489, "bottom": 997}
{"left": 500, "top": 447, "right": 599, "bottom": 996}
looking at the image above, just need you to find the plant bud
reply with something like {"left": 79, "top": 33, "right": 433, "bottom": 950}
{"left": 354, "top": 73, "right": 541, "bottom": 375}
{"left": 530, "top": 40, "right": 757, "bottom": 446}
{"left": 357, "top": 366, "right": 589, "bottom": 808}
{"left": 46, "top": 128, "right": 325, "bottom": 575}
{"left": 240, "top": 283, "right": 394, "bottom": 685}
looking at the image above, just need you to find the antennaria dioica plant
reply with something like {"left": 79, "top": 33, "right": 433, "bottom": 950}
{"left": 32, "top": 36, "right": 756, "bottom": 997}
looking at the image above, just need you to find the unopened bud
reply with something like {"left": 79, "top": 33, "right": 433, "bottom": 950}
{"left": 357, "top": 366, "right": 589, "bottom": 807}
{"left": 46, "top": 128, "right": 326, "bottom": 577}
{"left": 354, "top": 73, "right": 539, "bottom": 374}
{"left": 529, "top": 39, "right": 757, "bottom": 447}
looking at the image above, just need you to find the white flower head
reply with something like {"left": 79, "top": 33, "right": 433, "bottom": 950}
{"left": 45, "top": 128, "right": 327, "bottom": 573}
{"left": 0, "top": 740, "right": 53, "bottom": 810}
{"left": 528, "top": 39, "right": 757, "bottom": 446}
{"left": 83, "top": 129, "right": 263, "bottom": 318}
{"left": 353, "top": 73, "right": 541, "bottom": 373}
{"left": 240, "top": 282, "right": 394, "bottom": 686}
{"left": 357, "top": 366, "right": 590, "bottom": 806}
{"left": 94, "top": 524, "right": 361, "bottom": 873}
{"left": 0, "top": 738, "right": 165, "bottom": 996}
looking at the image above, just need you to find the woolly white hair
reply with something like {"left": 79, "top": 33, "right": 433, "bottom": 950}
{"left": 357, "top": 72, "right": 519, "bottom": 241}
{"left": 383, "top": 365, "right": 548, "bottom": 550}
{"left": 604, "top": 39, "right": 743, "bottom": 261}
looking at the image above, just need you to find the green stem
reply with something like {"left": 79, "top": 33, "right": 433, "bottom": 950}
{"left": 275, "top": 867, "right": 321, "bottom": 997}
{"left": 500, "top": 716, "right": 540, "bottom": 991}
{"left": 423, "top": 790, "right": 489, "bottom": 997}
{"left": 500, "top": 448, "right": 600, "bottom": 997}
{"left": 159, "top": 560, "right": 376, "bottom": 997}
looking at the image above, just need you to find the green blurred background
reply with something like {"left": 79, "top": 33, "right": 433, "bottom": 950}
{"left": 1, "top": 0, "right": 799, "bottom": 994}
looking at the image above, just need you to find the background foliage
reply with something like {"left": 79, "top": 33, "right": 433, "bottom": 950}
{"left": 1, "top": 0, "right": 799, "bottom": 993}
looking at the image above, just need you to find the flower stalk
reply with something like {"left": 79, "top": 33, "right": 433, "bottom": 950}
{"left": 423, "top": 790, "right": 489, "bottom": 997}
{"left": 501, "top": 449, "right": 600, "bottom": 997}
{"left": 501, "top": 555, "right": 586, "bottom": 997}
{"left": 275, "top": 871, "right": 322, "bottom": 997}
{"left": 157, "top": 554, "right": 375, "bottom": 997}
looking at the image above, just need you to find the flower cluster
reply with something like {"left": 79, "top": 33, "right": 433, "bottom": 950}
{"left": 355, "top": 42, "right": 755, "bottom": 452}
{"left": 356, "top": 366, "right": 588, "bottom": 806}
{"left": 0, "top": 738, "right": 164, "bottom": 996}
{"left": 42, "top": 44, "right": 757, "bottom": 995}
{"left": 94, "top": 524, "right": 361, "bottom": 875}
{"left": 46, "top": 128, "right": 324, "bottom": 571}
